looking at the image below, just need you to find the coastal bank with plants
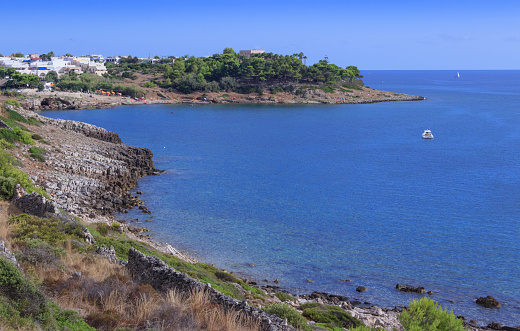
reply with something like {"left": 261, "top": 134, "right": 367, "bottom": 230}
{"left": 0, "top": 94, "right": 515, "bottom": 329}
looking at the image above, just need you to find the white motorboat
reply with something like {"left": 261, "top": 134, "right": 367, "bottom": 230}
{"left": 422, "top": 129, "right": 434, "bottom": 139}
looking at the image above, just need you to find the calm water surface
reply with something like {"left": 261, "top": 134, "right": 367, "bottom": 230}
{"left": 44, "top": 71, "right": 520, "bottom": 325}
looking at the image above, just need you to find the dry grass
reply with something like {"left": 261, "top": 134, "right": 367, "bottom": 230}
{"left": 41, "top": 251, "right": 260, "bottom": 330}
{"left": 0, "top": 201, "right": 11, "bottom": 243}
{"left": 1, "top": 207, "right": 261, "bottom": 330}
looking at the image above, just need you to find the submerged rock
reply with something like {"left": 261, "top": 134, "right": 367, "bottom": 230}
{"left": 476, "top": 296, "right": 501, "bottom": 308}
{"left": 395, "top": 284, "right": 426, "bottom": 294}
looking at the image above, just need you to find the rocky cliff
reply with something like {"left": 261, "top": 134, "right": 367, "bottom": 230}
{"left": 10, "top": 106, "right": 157, "bottom": 219}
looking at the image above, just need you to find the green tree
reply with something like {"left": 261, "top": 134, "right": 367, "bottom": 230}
{"left": 223, "top": 47, "right": 236, "bottom": 55}
{"left": 68, "top": 71, "right": 79, "bottom": 80}
{"left": 45, "top": 70, "right": 58, "bottom": 83}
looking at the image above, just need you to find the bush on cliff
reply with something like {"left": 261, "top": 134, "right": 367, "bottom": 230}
{"left": 263, "top": 303, "right": 311, "bottom": 331}
{"left": 29, "top": 146, "right": 47, "bottom": 162}
{"left": 13, "top": 127, "right": 35, "bottom": 145}
{"left": 5, "top": 100, "right": 21, "bottom": 108}
{"left": 399, "top": 297, "right": 464, "bottom": 331}
{"left": 0, "top": 256, "right": 55, "bottom": 329}
{"left": 0, "top": 149, "right": 46, "bottom": 199}
{"left": 0, "top": 175, "right": 17, "bottom": 199}
{"left": 301, "top": 302, "right": 362, "bottom": 329}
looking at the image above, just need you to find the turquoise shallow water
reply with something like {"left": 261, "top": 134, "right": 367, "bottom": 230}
{"left": 44, "top": 70, "right": 520, "bottom": 325}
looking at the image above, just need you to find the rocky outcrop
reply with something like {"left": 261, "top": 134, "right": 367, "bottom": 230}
{"left": 476, "top": 296, "right": 501, "bottom": 308}
{"left": 11, "top": 184, "right": 59, "bottom": 217}
{"left": 395, "top": 284, "right": 426, "bottom": 294}
{"left": 342, "top": 305, "right": 403, "bottom": 331}
{"left": 10, "top": 106, "right": 156, "bottom": 218}
{"left": 0, "top": 119, "right": 11, "bottom": 130}
{"left": 24, "top": 97, "right": 113, "bottom": 111}
{"left": 127, "top": 248, "right": 295, "bottom": 331}
{"left": 0, "top": 241, "right": 22, "bottom": 271}
{"left": 299, "top": 291, "right": 350, "bottom": 305}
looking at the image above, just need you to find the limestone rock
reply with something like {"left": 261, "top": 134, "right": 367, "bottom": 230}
{"left": 127, "top": 248, "right": 295, "bottom": 331}
{"left": 12, "top": 185, "right": 59, "bottom": 217}
{"left": 356, "top": 286, "right": 368, "bottom": 292}
{"left": 476, "top": 296, "right": 501, "bottom": 308}
{"left": 96, "top": 245, "right": 119, "bottom": 264}
{"left": 0, "top": 241, "right": 22, "bottom": 271}
{"left": 0, "top": 119, "right": 11, "bottom": 130}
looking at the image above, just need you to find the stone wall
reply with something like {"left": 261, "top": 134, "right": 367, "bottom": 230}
{"left": 127, "top": 248, "right": 295, "bottom": 331}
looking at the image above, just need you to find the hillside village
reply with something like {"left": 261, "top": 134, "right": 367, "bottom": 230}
{"left": 0, "top": 54, "right": 130, "bottom": 78}
{"left": 0, "top": 50, "right": 267, "bottom": 80}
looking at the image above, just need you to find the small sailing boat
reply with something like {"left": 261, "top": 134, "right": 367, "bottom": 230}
{"left": 456, "top": 72, "right": 460, "bottom": 78}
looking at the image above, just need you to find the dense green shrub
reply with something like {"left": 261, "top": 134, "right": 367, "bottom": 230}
{"left": 13, "top": 127, "right": 35, "bottom": 145}
{"left": 0, "top": 175, "right": 17, "bottom": 199}
{"left": 31, "top": 133, "right": 42, "bottom": 140}
{"left": 29, "top": 146, "right": 47, "bottom": 162}
{"left": 0, "top": 149, "right": 46, "bottom": 198}
{"left": 5, "top": 100, "right": 21, "bottom": 108}
{"left": 0, "top": 139, "right": 14, "bottom": 149}
{"left": 0, "top": 128, "right": 18, "bottom": 143}
{"left": 215, "top": 270, "right": 240, "bottom": 283}
{"left": 15, "top": 238, "right": 65, "bottom": 267}
{"left": 0, "top": 257, "right": 54, "bottom": 328}
{"left": 53, "top": 304, "right": 97, "bottom": 330}
{"left": 143, "top": 80, "right": 157, "bottom": 88}
{"left": 263, "top": 303, "right": 311, "bottom": 330}
{"left": 275, "top": 291, "right": 296, "bottom": 302}
{"left": 301, "top": 303, "right": 362, "bottom": 329}
{"left": 348, "top": 326, "right": 383, "bottom": 330}
{"left": 8, "top": 214, "right": 85, "bottom": 247}
{"left": 399, "top": 297, "right": 464, "bottom": 331}
{"left": 321, "top": 86, "right": 335, "bottom": 93}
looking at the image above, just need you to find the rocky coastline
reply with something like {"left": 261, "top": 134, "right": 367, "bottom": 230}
{"left": 4, "top": 104, "right": 518, "bottom": 331}
{"left": 18, "top": 86, "right": 425, "bottom": 112}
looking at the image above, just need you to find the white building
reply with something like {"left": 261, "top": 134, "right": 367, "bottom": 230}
{"left": 239, "top": 50, "right": 265, "bottom": 58}
{"left": 0, "top": 55, "right": 107, "bottom": 78}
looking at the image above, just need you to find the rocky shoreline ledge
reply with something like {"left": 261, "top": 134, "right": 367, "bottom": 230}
{"left": 3, "top": 104, "right": 518, "bottom": 331}
{"left": 18, "top": 86, "right": 425, "bottom": 111}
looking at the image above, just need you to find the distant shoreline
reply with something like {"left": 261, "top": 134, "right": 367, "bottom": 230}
{"left": 16, "top": 86, "right": 425, "bottom": 111}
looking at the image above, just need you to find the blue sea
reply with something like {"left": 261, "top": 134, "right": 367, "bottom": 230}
{"left": 44, "top": 71, "right": 520, "bottom": 326}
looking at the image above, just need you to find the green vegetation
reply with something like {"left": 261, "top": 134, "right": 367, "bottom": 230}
{"left": 399, "top": 297, "right": 464, "bottom": 331}
{"left": 87, "top": 224, "right": 265, "bottom": 301}
{"left": 152, "top": 48, "right": 363, "bottom": 94}
{"left": 275, "top": 291, "right": 297, "bottom": 302}
{"left": 263, "top": 303, "right": 311, "bottom": 330}
{"left": 29, "top": 146, "right": 47, "bottom": 162}
{"left": 8, "top": 214, "right": 85, "bottom": 247}
{"left": 0, "top": 149, "right": 46, "bottom": 199}
{"left": 321, "top": 86, "right": 336, "bottom": 93}
{"left": 0, "top": 67, "right": 43, "bottom": 89}
{"left": 5, "top": 100, "right": 21, "bottom": 108}
{"left": 0, "top": 256, "right": 94, "bottom": 330}
{"left": 301, "top": 302, "right": 362, "bottom": 329}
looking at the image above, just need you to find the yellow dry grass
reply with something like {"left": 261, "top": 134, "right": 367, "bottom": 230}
{"left": 1, "top": 208, "right": 260, "bottom": 330}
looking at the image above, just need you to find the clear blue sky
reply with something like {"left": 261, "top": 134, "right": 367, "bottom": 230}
{"left": 2, "top": 0, "right": 519, "bottom": 70}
